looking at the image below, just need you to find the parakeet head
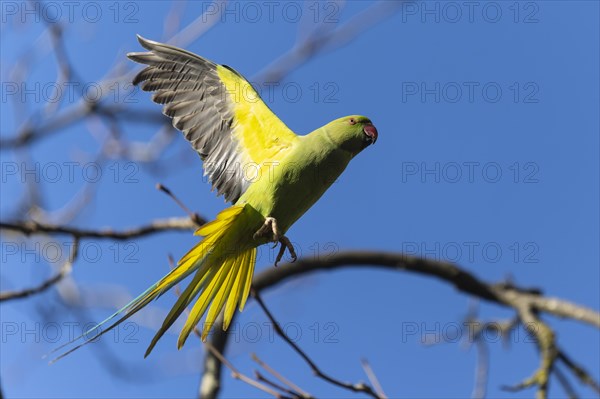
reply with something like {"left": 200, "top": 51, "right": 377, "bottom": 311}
{"left": 325, "top": 115, "right": 378, "bottom": 155}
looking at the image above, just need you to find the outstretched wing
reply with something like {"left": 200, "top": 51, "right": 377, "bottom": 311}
{"left": 128, "top": 35, "right": 299, "bottom": 203}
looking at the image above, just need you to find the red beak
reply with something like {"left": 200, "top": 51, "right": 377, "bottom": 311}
{"left": 364, "top": 124, "right": 378, "bottom": 145}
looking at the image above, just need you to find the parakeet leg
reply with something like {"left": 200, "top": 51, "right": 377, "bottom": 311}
{"left": 253, "top": 217, "right": 297, "bottom": 266}
{"left": 274, "top": 236, "right": 297, "bottom": 267}
{"left": 253, "top": 216, "right": 281, "bottom": 241}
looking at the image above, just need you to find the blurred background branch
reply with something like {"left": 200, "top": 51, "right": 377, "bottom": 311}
{"left": 1, "top": 1, "right": 598, "bottom": 399}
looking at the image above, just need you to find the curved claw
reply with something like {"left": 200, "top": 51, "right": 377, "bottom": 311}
{"left": 284, "top": 238, "right": 297, "bottom": 263}
{"left": 273, "top": 236, "right": 297, "bottom": 267}
{"left": 274, "top": 242, "right": 287, "bottom": 267}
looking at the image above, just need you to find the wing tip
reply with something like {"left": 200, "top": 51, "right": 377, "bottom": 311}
{"left": 136, "top": 34, "right": 156, "bottom": 50}
{"left": 126, "top": 35, "right": 158, "bottom": 63}
{"left": 126, "top": 51, "right": 146, "bottom": 63}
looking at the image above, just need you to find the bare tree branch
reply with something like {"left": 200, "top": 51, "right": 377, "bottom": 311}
{"left": 0, "top": 238, "right": 79, "bottom": 302}
{"left": 0, "top": 217, "right": 199, "bottom": 240}
{"left": 200, "top": 251, "right": 600, "bottom": 399}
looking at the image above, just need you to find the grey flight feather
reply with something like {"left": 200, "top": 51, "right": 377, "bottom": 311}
{"left": 127, "top": 35, "right": 249, "bottom": 203}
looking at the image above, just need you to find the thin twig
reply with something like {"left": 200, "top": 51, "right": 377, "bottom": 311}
{"left": 156, "top": 184, "right": 204, "bottom": 227}
{"left": 204, "top": 342, "right": 292, "bottom": 399}
{"left": 360, "top": 358, "right": 388, "bottom": 399}
{"left": 0, "top": 238, "right": 80, "bottom": 302}
{"left": 557, "top": 351, "right": 600, "bottom": 394}
{"left": 254, "top": 1, "right": 405, "bottom": 84}
{"left": 252, "top": 290, "right": 382, "bottom": 399}
{"left": 471, "top": 340, "right": 489, "bottom": 399}
{"left": 253, "top": 370, "right": 302, "bottom": 398}
{"left": 553, "top": 366, "right": 578, "bottom": 399}
{"left": 252, "top": 353, "right": 312, "bottom": 398}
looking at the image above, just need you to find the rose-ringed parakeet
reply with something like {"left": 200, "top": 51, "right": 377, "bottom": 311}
{"left": 54, "top": 35, "right": 377, "bottom": 359}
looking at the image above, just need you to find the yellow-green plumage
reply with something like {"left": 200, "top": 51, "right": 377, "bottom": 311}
{"left": 52, "top": 35, "right": 377, "bottom": 360}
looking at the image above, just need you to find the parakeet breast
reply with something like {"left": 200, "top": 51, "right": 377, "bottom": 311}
{"left": 237, "top": 131, "right": 353, "bottom": 234}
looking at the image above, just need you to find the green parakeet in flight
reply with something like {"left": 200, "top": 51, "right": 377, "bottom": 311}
{"left": 54, "top": 35, "right": 378, "bottom": 359}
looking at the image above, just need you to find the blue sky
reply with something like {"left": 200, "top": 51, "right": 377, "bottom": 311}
{"left": 1, "top": 1, "right": 599, "bottom": 398}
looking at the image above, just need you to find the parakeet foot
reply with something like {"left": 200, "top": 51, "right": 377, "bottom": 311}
{"left": 274, "top": 236, "right": 297, "bottom": 267}
{"left": 253, "top": 217, "right": 297, "bottom": 266}
{"left": 253, "top": 217, "right": 281, "bottom": 241}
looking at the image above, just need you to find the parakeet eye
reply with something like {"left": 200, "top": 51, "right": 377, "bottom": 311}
{"left": 349, "top": 118, "right": 356, "bottom": 125}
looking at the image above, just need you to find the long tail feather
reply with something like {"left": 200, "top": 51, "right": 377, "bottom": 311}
{"left": 202, "top": 257, "right": 239, "bottom": 338}
{"left": 239, "top": 248, "right": 257, "bottom": 311}
{"left": 48, "top": 252, "right": 206, "bottom": 363}
{"left": 143, "top": 259, "right": 213, "bottom": 357}
{"left": 50, "top": 204, "right": 259, "bottom": 361}
{"left": 223, "top": 254, "right": 245, "bottom": 330}
{"left": 177, "top": 257, "right": 233, "bottom": 347}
